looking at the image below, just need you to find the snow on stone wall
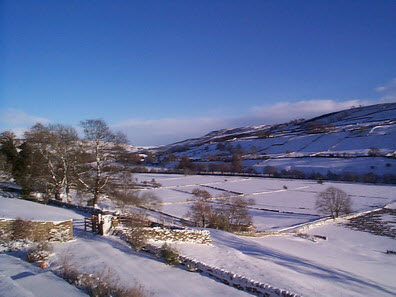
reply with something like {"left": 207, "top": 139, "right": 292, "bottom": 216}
{"left": 143, "top": 227, "right": 211, "bottom": 244}
{"left": 0, "top": 218, "right": 73, "bottom": 242}
{"left": 115, "top": 227, "right": 211, "bottom": 244}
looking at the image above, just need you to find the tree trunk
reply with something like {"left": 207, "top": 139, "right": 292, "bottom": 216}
{"left": 54, "top": 190, "right": 61, "bottom": 201}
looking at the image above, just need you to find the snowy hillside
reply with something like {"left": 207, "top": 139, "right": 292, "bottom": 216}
{"left": 153, "top": 103, "right": 396, "bottom": 179}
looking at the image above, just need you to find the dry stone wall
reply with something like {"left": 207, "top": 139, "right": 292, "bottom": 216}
{"left": 115, "top": 227, "right": 211, "bottom": 244}
{"left": 0, "top": 218, "right": 73, "bottom": 242}
{"left": 142, "top": 227, "right": 211, "bottom": 244}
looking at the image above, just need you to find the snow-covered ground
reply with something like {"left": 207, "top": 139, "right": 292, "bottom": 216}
{"left": 1, "top": 189, "right": 396, "bottom": 296}
{"left": 172, "top": 222, "right": 396, "bottom": 297}
{"left": 0, "top": 196, "right": 252, "bottom": 297}
{"left": 0, "top": 197, "right": 84, "bottom": 221}
{"left": 0, "top": 254, "right": 88, "bottom": 297}
{"left": 51, "top": 229, "right": 252, "bottom": 297}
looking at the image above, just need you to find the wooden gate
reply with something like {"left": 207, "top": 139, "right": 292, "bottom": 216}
{"left": 84, "top": 215, "right": 101, "bottom": 234}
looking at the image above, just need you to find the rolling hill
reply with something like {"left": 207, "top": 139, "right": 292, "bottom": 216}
{"left": 152, "top": 103, "right": 396, "bottom": 181}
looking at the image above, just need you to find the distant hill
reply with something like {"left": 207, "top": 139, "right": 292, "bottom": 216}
{"left": 151, "top": 103, "right": 396, "bottom": 182}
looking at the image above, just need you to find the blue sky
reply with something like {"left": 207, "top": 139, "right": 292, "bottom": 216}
{"left": 1, "top": 0, "right": 395, "bottom": 145}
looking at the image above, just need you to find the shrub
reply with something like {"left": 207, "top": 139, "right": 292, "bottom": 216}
{"left": 311, "top": 172, "right": 324, "bottom": 181}
{"left": 0, "top": 227, "right": 8, "bottom": 241}
{"left": 123, "top": 212, "right": 149, "bottom": 252}
{"left": 81, "top": 270, "right": 150, "bottom": 297}
{"left": 11, "top": 218, "right": 33, "bottom": 240}
{"left": 126, "top": 228, "right": 147, "bottom": 252}
{"left": 368, "top": 147, "right": 380, "bottom": 157}
{"left": 209, "top": 213, "right": 230, "bottom": 231}
{"left": 383, "top": 174, "right": 396, "bottom": 184}
{"left": 27, "top": 242, "right": 53, "bottom": 263}
{"left": 56, "top": 251, "right": 151, "bottom": 297}
{"left": 161, "top": 243, "right": 180, "bottom": 266}
{"left": 363, "top": 173, "right": 378, "bottom": 183}
{"left": 58, "top": 250, "right": 79, "bottom": 282}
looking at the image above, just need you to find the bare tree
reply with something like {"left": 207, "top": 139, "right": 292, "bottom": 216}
{"left": 231, "top": 154, "right": 244, "bottom": 173}
{"left": 138, "top": 192, "right": 162, "bottom": 209}
{"left": 177, "top": 155, "right": 195, "bottom": 174}
{"left": 112, "top": 190, "right": 162, "bottom": 213}
{"left": 191, "top": 188, "right": 211, "bottom": 200}
{"left": 211, "top": 197, "right": 255, "bottom": 231}
{"left": 110, "top": 171, "right": 162, "bottom": 212}
{"left": 186, "top": 188, "right": 212, "bottom": 227}
{"left": 187, "top": 188, "right": 255, "bottom": 231}
{"left": 225, "top": 197, "right": 254, "bottom": 229}
{"left": 263, "top": 165, "right": 278, "bottom": 177}
{"left": 315, "top": 187, "right": 352, "bottom": 218}
{"left": 78, "top": 119, "right": 128, "bottom": 206}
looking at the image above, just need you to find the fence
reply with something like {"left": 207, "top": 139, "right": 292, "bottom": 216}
{"left": 84, "top": 216, "right": 100, "bottom": 233}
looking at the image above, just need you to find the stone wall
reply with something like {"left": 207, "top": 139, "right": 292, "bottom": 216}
{"left": 115, "top": 227, "right": 211, "bottom": 244}
{"left": 142, "top": 227, "right": 211, "bottom": 244}
{"left": 0, "top": 218, "right": 73, "bottom": 242}
{"left": 143, "top": 244, "right": 300, "bottom": 297}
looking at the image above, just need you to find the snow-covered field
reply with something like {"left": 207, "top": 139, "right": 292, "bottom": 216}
{"left": 133, "top": 174, "right": 396, "bottom": 231}
{"left": 1, "top": 182, "right": 396, "bottom": 296}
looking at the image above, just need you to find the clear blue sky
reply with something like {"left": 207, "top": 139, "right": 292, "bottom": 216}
{"left": 1, "top": 0, "right": 395, "bottom": 145}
